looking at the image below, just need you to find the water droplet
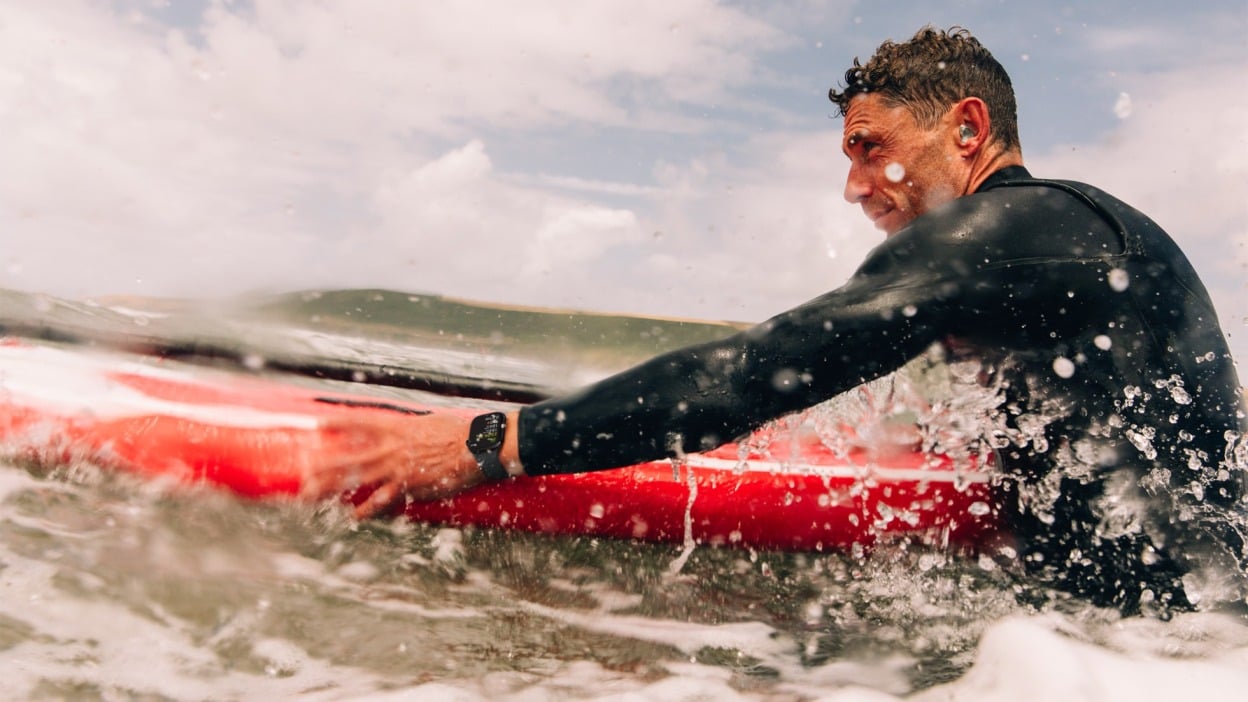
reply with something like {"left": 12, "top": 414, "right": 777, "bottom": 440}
{"left": 588, "top": 503, "right": 605, "bottom": 519}
{"left": 1113, "top": 92, "right": 1133, "bottom": 119}
{"left": 884, "top": 162, "right": 906, "bottom": 183}
{"left": 1127, "top": 426, "right": 1158, "bottom": 459}
{"left": 1107, "top": 268, "right": 1130, "bottom": 292}
{"left": 1094, "top": 334, "right": 1112, "bottom": 350}
{"left": 1052, "top": 357, "right": 1075, "bottom": 378}
{"left": 771, "top": 368, "right": 801, "bottom": 392}
{"left": 902, "top": 304, "right": 918, "bottom": 317}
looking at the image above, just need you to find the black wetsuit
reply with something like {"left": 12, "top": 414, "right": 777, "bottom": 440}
{"left": 516, "top": 166, "right": 1247, "bottom": 613}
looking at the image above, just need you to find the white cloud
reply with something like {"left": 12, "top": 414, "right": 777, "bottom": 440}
{"left": 622, "top": 130, "right": 875, "bottom": 321}
{"left": 1082, "top": 25, "right": 1174, "bottom": 54}
{"left": 176, "top": 0, "right": 789, "bottom": 136}
{"left": 0, "top": 0, "right": 789, "bottom": 300}
{"left": 355, "top": 139, "right": 644, "bottom": 303}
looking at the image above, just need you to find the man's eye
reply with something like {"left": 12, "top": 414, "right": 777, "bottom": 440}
{"left": 845, "top": 137, "right": 880, "bottom": 160}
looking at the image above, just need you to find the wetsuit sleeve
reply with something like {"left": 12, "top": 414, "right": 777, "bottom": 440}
{"left": 516, "top": 235, "right": 968, "bottom": 476}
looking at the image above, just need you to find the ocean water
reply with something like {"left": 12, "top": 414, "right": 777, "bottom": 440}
{"left": 1, "top": 291, "right": 1247, "bottom": 701}
{"left": 2, "top": 468, "right": 1246, "bottom": 701}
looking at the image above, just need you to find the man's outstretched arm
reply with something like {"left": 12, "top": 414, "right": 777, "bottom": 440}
{"left": 301, "top": 283, "right": 945, "bottom": 517}
{"left": 299, "top": 211, "right": 982, "bottom": 518}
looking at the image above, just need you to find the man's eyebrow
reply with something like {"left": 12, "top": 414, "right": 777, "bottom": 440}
{"left": 843, "top": 129, "right": 870, "bottom": 154}
{"left": 845, "top": 129, "right": 871, "bottom": 145}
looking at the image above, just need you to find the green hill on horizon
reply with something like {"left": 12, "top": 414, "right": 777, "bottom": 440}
{"left": 241, "top": 288, "right": 750, "bottom": 363}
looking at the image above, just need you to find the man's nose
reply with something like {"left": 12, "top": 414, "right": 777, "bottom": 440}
{"left": 844, "top": 164, "right": 871, "bottom": 203}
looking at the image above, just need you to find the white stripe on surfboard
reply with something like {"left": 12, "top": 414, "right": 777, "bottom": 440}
{"left": 1, "top": 343, "right": 321, "bottom": 429}
{"left": 673, "top": 454, "right": 992, "bottom": 484}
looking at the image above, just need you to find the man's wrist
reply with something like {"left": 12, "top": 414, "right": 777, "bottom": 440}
{"left": 499, "top": 410, "right": 525, "bottom": 477}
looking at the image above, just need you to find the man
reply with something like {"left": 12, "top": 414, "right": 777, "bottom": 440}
{"left": 307, "top": 27, "right": 1246, "bottom": 614}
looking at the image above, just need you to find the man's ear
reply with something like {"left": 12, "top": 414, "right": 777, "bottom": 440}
{"left": 951, "top": 97, "right": 991, "bottom": 153}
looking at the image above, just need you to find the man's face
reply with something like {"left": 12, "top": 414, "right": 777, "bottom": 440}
{"left": 841, "top": 94, "right": 963, "bottom": 235}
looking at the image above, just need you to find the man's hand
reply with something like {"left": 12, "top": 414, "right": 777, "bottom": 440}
{"left": 302, "top": 411, "right": 487, "bottom": 519}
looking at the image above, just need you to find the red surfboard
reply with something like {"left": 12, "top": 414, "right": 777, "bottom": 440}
{"left": 0, "top": 338, "right": 1000, "bottom": 552}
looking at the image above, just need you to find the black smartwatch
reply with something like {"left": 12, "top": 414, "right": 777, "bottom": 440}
{"left": 466, "top": 411, "right": 509, "bottom": 481}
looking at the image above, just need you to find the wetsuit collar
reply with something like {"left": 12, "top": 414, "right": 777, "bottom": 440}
{"left": 976, "top": 165, "right": 1033, "bottom": 193}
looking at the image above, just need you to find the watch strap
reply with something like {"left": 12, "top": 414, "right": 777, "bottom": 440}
{"left": 474, "top": 451, "right": 509, "bottom": 482}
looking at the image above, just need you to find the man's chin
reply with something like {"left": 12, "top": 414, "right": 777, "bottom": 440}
{"left": 875, "top": 210, "right": 915, "bottom": 236}
{"left": 873, "top": 214, "right": 901, "bottom": 235}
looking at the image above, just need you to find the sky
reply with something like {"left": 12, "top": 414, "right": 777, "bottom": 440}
{"left": 2, "top": 1, "right": 1246, "bottom": 361}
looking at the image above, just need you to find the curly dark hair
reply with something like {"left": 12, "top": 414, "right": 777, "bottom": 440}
{"left": 828, "top": 26, "right": 1020, "bottom": 151}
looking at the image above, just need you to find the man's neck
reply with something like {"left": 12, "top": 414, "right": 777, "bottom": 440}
{"left": 967, "top": 149, "right": 1025, "bottom": 194}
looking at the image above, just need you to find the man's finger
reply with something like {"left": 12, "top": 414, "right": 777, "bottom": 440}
{"left": 353, "top": 481, "right": 402, "bottom": 519}
{"left": 301, "top": 458, "right": 368, "bottom": 498}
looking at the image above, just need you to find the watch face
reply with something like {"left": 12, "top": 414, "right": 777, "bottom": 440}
{"left": 468, "top": 412, "right": 505, "bottom": 451}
